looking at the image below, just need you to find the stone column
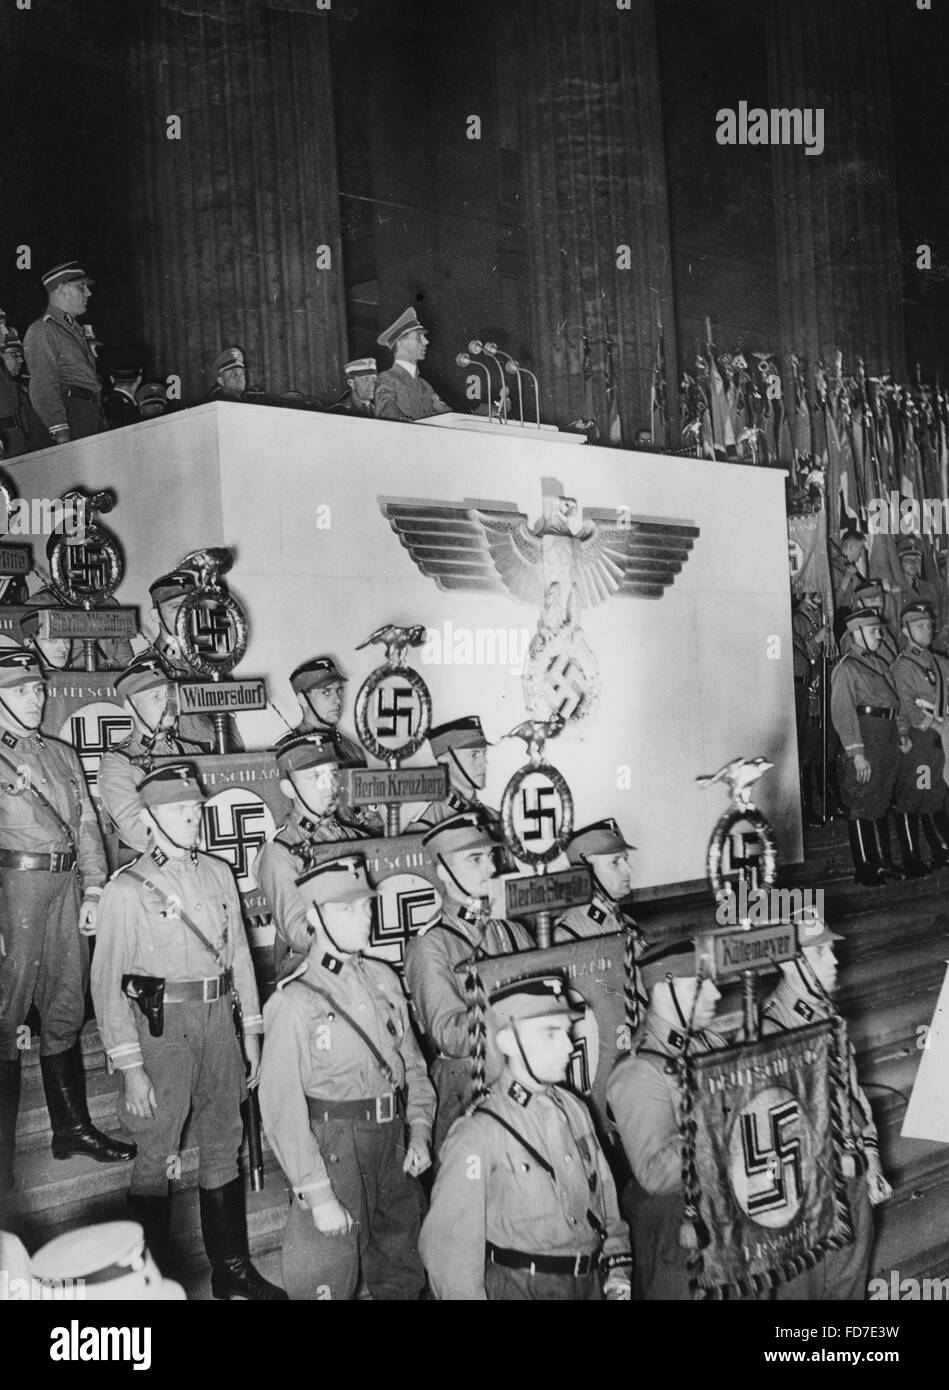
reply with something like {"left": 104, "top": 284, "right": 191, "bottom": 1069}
{"left": 131, "top": 0, "right": 348, "bottom": 402}
{"left": 767, "top": 0, "right": 906, "bottom": 378}
{"left": 516, "top": 0, "right": 678, "bottom": 442}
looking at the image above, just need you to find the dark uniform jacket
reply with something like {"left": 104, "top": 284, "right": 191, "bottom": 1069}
{"left": 23, "top": 307, "right": 102, "bottom": 437}
{"left": 0, "top": 365, "right": 53, "bottom": 456}
{"left": 0, "top": 730, "right": 106, "bottom": 897}
{"left": 373, "top": 363, "right": 451, "bottom": 423}
{"left": 104, "top": 387, "right": 141, "bottom": 430}
{"left": 830, "top": 648, "right": 905, "bottom": 755}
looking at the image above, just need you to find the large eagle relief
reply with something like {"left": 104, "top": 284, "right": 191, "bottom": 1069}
{"left": 378, "top": 478, "right": 700, "bottom": 729}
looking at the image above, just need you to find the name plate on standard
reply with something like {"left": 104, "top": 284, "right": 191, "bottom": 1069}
{"left": 695, "top": 921, "right": 797, "bottom": 982}
{"left": 0, "top": 545, "right": 31, "bottom": 574}
{"left": 345, "top": 765, "right": 448, "bottom": 806}
{"left": 489, "top": 865, "right": 592, "bottom": 919}
{"left": 178, "top": 679, "right": 268, "bottom": 713}
{"left": 38, "top": 607, "right": 138, "bottom": 640}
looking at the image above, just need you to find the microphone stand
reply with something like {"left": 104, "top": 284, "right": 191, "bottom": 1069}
{"left": 472, "top": 341, "right": 509, "bottom": 422}
{"left": 456, "top": 353, "right": 493, "bottom": 421}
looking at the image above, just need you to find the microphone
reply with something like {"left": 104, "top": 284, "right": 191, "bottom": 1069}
{"left": 456, "top": 353, "right": 493, "bottom": 420}
{"left": 487, "top": 345, "right": 539, "bottom": 427}
{"left": 467, "top": 340, "right": 484, "bottom": 356}
{"left": 478, "top": 342, "right": 509, "bottom": 422}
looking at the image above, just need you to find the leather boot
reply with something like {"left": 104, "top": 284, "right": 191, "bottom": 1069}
{"left": 872, "top": 818, "right": 906, "bottom": 882}
{"left": 127, "top": 1192, "right": 173, "bottom": 1275}
{"left": 0, "top": 1057, "right": 21, "bottom": 1192}
{"left": 199, "top": 1179, "right": 287, "bottom": 1301}
{"left": 923, "top": 811, "right": 949, "bottom": 869}
{"left": 847, "top": 819, "right": 886, "bottom": 887}
{"left": 895, "top": 812, "right": 932, "bottom": 877}
{"left": 40, "top": 1043, "right": 137, "bottom": 1164}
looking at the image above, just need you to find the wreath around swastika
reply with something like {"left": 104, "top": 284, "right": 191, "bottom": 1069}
{"left": 706, "top": 807, "right": 777, "bottom": 899}
{"left": 354, "top": 666, "right": 432, "bottom": 762}
{"left": 48, "top": 530, "right": 122, "bottom": 607}
{"left": 500, "top": 762, "right": 574, "bottom": 866}
{"left": 175, "top": 590, "right": 248, "bottom": 678}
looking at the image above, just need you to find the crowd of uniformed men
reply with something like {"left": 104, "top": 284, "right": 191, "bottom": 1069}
{"left": 0, "top": 552, "right": 889, "bottom": 1300}
{"left": 0, "top": 259, "right": 887, "bottom": 1300}
{"left": 1, "top": 259, "right": 463, "bottom": 461}
{"left": 795, "top": 528, "right": 949, "bottom": 888}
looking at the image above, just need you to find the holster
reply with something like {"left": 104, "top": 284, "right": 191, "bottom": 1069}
{"left": 122, "top": 974, "right": 166, "bottom": 1037}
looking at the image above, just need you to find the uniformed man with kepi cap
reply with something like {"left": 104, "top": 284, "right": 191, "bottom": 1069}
{"left": 831, "top": 606, "right": 905, "bottom": 886}
{"left": 761, "top": 908, "right": 891, "bottom": 1301}
{"left": 0, "top": 645, "right": 134, "bottom": 1194}
{"left": 420, "top": 971, "right": 632, "bottom": 1300}
{"left": 209, "top": 345, "right": 247, "bottom": 402}
{"left": 98, "top": 654, "right": 204, "bottom": 857}
{"left": 850, "top": 578, "right": 898, "bottom": 663}
{"left": 144, "top": 568, "right": 242, "bottom": 752}
{"left": 890, "top": 600, "right": 949, "bottom": 875}
{"left": 19, "top": 598, "right": 74, "bottom": 673}
{"left": 408, "top": 714, "right": 500, "bottom": 832}
{"left": 0, "top": 325, "right": 53, "bottom": 457}
{"left": 260, "top": 852, "right": 435, "bottom": 1300}
{"left": 403, "top": 812, "right": 533, "bottom": 1152}
{"left": 281, "top": 654, "right": 381, "bottom": 835}
{"left": 607, "top": 940, "right": 729, "bottom": 1301}
{"left": 23, "top": 261, "right": 105, "bottom": 442}
{"left": 330, "top": 357, "right": 378, "bottom": 416}
{"left": 90, "top": 762, "right": 285, "bottom": 1300}
{"left": 255, "top": 733, "right": 373, "bottom": 979}
{"left": 136, "top": 381, "right": 168, "bottom": 419}
{"left": 373, "top": 308, "right": 452, "bottom": 422}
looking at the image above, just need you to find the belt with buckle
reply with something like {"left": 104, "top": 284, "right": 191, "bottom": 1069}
{"left": 0, "top": 848, "right": 76, "bottom": 872}
{"left": 856, "top": 705, "right": 896, "bottom": 720}
{"left": 486, "top": 1243, "right": 596, "bottom": 1277}
{"left": 64, "top": 385, "right": 99, "bottom": 403}
{"left": 163, "top": 974, "right": 230, "bottom": 1004}
{"left": 306, "top": 1094, "right": 396, "bottom": 1125}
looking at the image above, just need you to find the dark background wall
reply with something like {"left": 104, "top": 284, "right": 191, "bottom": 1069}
{"left": 2, "top": 0, "right": 947, "bottom": 425}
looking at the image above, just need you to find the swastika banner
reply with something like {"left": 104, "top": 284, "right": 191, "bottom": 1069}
{"left": 688, "top": 1020, "right": 852, "bottom": 1296}
{"left": 476, "top": 935, "right": 631, "bottom": 1141}
{"left": 787, "top": 509, "right": 834, "bottom": 622}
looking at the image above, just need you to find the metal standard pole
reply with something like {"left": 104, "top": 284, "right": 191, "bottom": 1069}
{"left": 385, "top": 757, "right": 401, "bottom": 836}
{"left": 534, "top": 908, "right": 552, "bottom": 951}
{"left": 742, "top": 969, "right": 758, "bottom": 1042}
{"left": 83, "top": 638, "right": 97, "bottom": 673}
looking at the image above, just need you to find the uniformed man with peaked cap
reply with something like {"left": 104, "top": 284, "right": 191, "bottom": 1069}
{"left": 831, "top": 606, "right": 906, "bottom": 886}
{"left": 0, "top": 325, "right": 53, "bottom": 456}
{"left": 30, "top": 1220, "right": 186, "bottom": 1300}
{"left": 420, "top": 971, "right": 632, "bottom": 1301}
{"left": 98, "top": 654, "right": 204, "bottom": 857}
{"left": 408, "top": 714, "right": 500, "bottom": 832}
{"left": 260, "top": 852, "right": 435, "bottom": 1300}
{"left": 208, "top": 346, "right": 246, "bottom": 402}
{"left": 851, "top": 578, "right": 899, "bottom": 663}
{"left": 135, "top": 381, "right": 168, "bottom": 419}
{"left": 255, "top": 732, "right": 372, "bottom": 980}
{"left": 0, "top": 645, "right": 134, "bottom": 1193}
{"left": 23, "top": 261, "right": 105, "bottom": 442}
{"left": 761, "top": 908, "right": 891, "bottom": 1301}
{"left": 373, "top": 308, "right": 452, "bottom": 422}
{"left": 90, "top": 762, "right": 285, "bottom": 1300}
{"left": 890, "top": 600, "right": 949, "bottom": 874}
{"left": 281, "top": 654, "right": 381, "bottom": 835}
{"left": 403, "top": 812, "right": 533, "bottom": 1152}
{"left": 330, "top": 357, "right": 378, "bottom": 417}
{"left": 104, "top": 367, "right": 143, "bottom": 429}
{"left": 607, "top": 939, "right": 728, "bottom": 1301}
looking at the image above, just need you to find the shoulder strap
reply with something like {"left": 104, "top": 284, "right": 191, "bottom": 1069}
{"left": 122, "top": 867, "right": 225, "bottom": 969}
{"left": 0, "top": 747, "right": 76, "bottom": 851}
{"left": 477, "top": 1108, "right": 556, "bottom": 1182}
{"left": 292, "top": 977, "right": 398, "bottom": 1089}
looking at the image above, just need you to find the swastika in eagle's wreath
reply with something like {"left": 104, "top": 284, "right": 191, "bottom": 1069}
{"left": 188, "top": 599, "right": 238, "bottom": 659}
{"left": 59, "top": 703, "right": 134, "bottom": 794}
{"left": 513, "top": 772, "right": 566, "bottom": 854}
{"left": 723, "top": 821, "right": 765, "bottom": 888}
{"left": 200, "top": 788, "right": 276, "bottom": 892}
{"left": 369, "top": 676, "right": 425, "bottom": 749}
{"left": 62, "top": 540, "right": 111, "bottom": 596}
